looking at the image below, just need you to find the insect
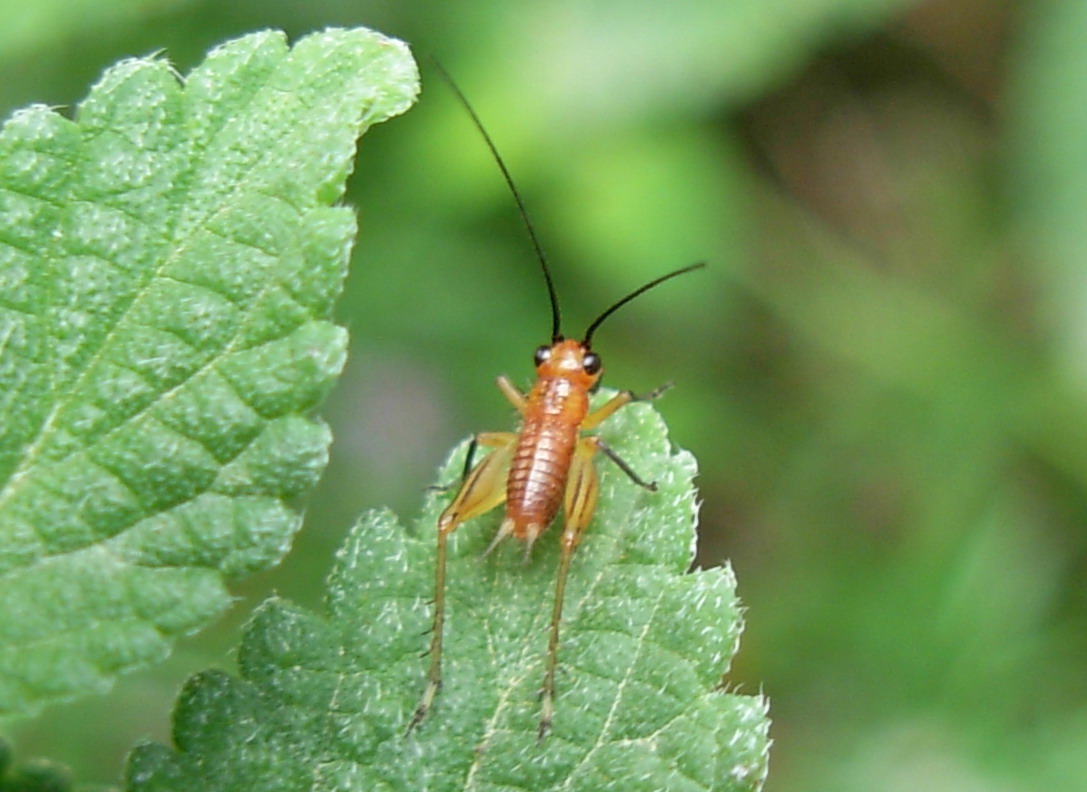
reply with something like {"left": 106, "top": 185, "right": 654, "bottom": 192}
{"left": 409, "top": 65, "right": 704, "bottom": 740}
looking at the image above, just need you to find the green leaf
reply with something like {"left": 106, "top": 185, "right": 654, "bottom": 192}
{"left": 0, "top": 28, "right": 419, "bottom": 717}
{"left": 0, "top": 736, "right": 73, "bottom": 792}
{"left": 125, "top": 397, "right": 769, "bottom": 792}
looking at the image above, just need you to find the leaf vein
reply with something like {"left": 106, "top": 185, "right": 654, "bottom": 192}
{"left": 0, "top": 54, "right": 321, "bottom": 513}
{"left": 558, "top": 585, "right": 669, "bottom": 790}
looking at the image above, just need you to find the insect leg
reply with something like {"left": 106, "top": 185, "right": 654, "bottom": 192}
{"left": 581, "top": 382, "right": 672, "bottom": 431}
{"left": 428, "top": 437, "right": 478, "bottom": 494}
{"left": 539, "top": 436, "right": 601, "bottom": 740}
{"left": 496, "top": 374, "right": 528, "bottom": 413}
{"left": 593, "top": 436, "right": 657, "bottom": 491}
{"left": 408, "top": 432, "right": 516, "bottom": 734}
{"left": 428, "top": 430, "right": 511, "bottom": 492}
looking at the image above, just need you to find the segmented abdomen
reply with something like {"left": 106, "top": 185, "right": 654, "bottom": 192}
{"left": 505, "top": 377, "right": 588, "bottom": 537}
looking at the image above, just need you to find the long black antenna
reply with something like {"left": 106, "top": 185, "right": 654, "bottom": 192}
{"left": 432, "top": 60, "right": 563, "bottom": 343}
{"left": 583, "top": 263, "right": 705, "bottom": 348}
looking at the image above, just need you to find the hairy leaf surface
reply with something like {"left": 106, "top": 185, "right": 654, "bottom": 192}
{"left": 128, "top": 398, "right": 769, "bottom": 791}
{"left": 0, "top": 28, "right": 419, "bottom": 717}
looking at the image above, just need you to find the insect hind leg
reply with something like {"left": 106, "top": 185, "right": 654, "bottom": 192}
{"left": 426, "top": 431, "right": 514, "bottom": 493}
{"left": 408, "top": 432, "right": 516, "bottom": 735}
{"left": 538, "top": 436, "right": 601, "bottom": 740}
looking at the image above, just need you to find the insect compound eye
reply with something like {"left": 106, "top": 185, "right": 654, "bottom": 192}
{"left": 534, "top": 345, "right": 551, "bottom": 366}
{"left": 582, "top": 352, "right": 602, "bottom": 375}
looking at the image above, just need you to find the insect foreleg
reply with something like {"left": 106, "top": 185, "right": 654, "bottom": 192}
{"left": 408, "top": 433, "right": 516, "bottom": 734}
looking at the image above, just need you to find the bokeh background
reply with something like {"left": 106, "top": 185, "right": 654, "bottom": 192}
{"left": 3, "top": 0, "right": 1086, "bottom": 790}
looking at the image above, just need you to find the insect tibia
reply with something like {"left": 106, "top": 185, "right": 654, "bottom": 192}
{"left": 595, "top": 437, "right": 658, "bottom": 491}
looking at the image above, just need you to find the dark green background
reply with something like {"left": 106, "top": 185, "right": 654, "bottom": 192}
{"left": 3, "top": 1, "right": 1085, "bottom": 790}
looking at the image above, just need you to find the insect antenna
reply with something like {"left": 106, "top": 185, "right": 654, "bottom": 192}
{"left": 432, "top": 60, "right": 563, "bottom": 343}
{"left": 583, "top": 262, "right": 705, "bottom": 348}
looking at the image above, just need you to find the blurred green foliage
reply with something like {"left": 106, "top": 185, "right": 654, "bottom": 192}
{"left": 2, "top": 0, "right": 1086, "bottom": 790}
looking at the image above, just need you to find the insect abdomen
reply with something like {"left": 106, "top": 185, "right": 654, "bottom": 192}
{"left": 505, "top": 377, "right": 588, "bottom": 538}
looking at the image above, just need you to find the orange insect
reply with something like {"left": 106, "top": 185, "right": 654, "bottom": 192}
{"left": 410, "top": 66, "right": 703, "bottom": 740}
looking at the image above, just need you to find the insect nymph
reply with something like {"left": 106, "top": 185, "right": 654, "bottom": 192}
{"left": 409, "top": 66, "right": 703, "bottom": 740}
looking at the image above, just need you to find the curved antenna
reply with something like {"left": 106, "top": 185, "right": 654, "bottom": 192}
{"left": 432, "top": 60, "right": 563, "bottom": 342}
{"left": 583, "top": 263, "right": 705, "bottom": 348}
